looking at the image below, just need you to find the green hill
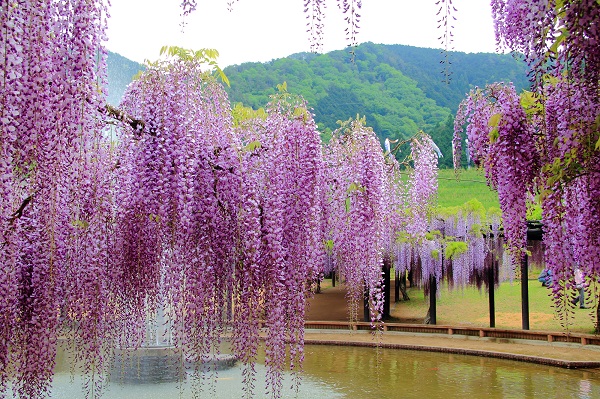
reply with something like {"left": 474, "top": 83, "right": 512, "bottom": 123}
{"left": 105, "top": 44, "right": 529, "bottom": 168}
{"left": 224, "top": 42, "right": 529, "bottom": 168}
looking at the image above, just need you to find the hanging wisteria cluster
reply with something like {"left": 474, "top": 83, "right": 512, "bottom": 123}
{"left": 1, "top": 0, "right": 112, "bottom": 397}
{"left": 453, "top": 83, "right": 538, "bottom": 265}
{"left": 116, "top": 54, "right": 244, "bottom": 369}
{"left": 491, "top": 0, "right": 600, "bottom": 88}
{"left": 539, "top": 78, "right": 600, "bottom": 321}
{"left": 232, "top": 94, "right": 325, "bottom": 397}
{"left": 394, "top": 197, "right": 509, "bottom": 305}
{"left": 454, "top": 0, "right": 600, "bottom": 323}
{"left": 388, "top": 131, "right": 513, "bottom": 301}
{"left": 405, "top": 133, "right": 442, "bottom": 290}
{"left": 386, "top": 132, "right": 443, "bottom": 291}
{"left": 12, "top": 0, "right": 600, "bottom": 397}
{"left": 1, "top": 0, "right": 407, "bottom": 390}
{"left": 110, "top": 57, "right": 327, "bottom": 399}
{"left": 435, "top": 202, "right": 505, "bottom": 291}
{"left": 2, "top": 14, "right": 394, "bottom": 394}
{"left": 322, "top": 118, "right": 388, "bottom": 324}
{"left": 389, "top": 133, "right": 510, "bottom": 298}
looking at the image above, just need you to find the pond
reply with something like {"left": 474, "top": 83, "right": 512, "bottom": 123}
{"left": 34, "top": 344, "right": 600, "bottom": 398}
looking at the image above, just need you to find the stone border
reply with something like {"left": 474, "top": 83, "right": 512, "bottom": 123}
{"left": 303, "top": 338, "right": 600, "bottom": 369}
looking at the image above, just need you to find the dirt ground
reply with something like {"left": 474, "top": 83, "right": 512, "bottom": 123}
{"left": 306, "top": 284, "right": 350, "bottom": 321}
{"left": 305, "top": 284, "right": 600, "bottom": 366}
{"left": 306, "top": 284, "right": 420, "bottom": 323}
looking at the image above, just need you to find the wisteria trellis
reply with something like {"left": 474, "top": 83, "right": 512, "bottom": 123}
{"left": 0, "top": 5, "right": 438, "bottom": 397}
{"left": 3, "top": 0, "right": 599, "bottom": 398}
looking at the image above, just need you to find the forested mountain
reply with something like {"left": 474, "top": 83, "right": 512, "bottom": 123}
{"left": 224, "top": 42, "right": 529, "bottom": 167}
{"left": 106, "top": 44, "right": 529, "bottom": 168}
{"left": 107, "top": 51, "right": 144, "bottom": 106}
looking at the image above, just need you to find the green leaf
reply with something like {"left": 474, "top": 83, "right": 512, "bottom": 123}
{"left": 71, "top": 219, "right": 89, "bottom": 229}
{"left": 243, "top": 140, "right": 262, "bottom": 152}
{"left": 132, "top": 69, "right": 144, "bottom": 81}
{"left": 214, "top": 65, "right": 230, "bottom": 87}
{"left": 488, "top": 113, "right": 502, "bottom": 127}
{"left": 549, "top": 30, "right": 568, "bottom": 55}
{"left": 445, "top": 241, "right": 468, "bottom": 260}
{"left": 469, "top": 223, "right": 482, "bottom": 236}
{"left": 345, "top": 197, "right": 351, "bottom": 212}
{"left": 488, "top": 127, "right": 499, "bottom": 143}
{"left": 519, "top": 91, "right": 537, "bottom": 110}
{"left": 276, "top": 81, "right": 288, "bottom": 93}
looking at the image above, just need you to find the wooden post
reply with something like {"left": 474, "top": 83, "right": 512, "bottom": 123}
{"left": 383, "top": 257, "right": 391, "bottom": 318}
{"left": 488, "top": 262, "right": 496, "bottom": 328}
{"left": 399, "top": 272, "right": 410, "bottom": 301}
{"left": 363, "top": 287, "right": 370, "bottom": 322}
{"left": 331, "top": 270, "right": 335, "bottom": 288}
{"left": 429, "top": 275, "right": 437, "bottom": 325}
{"left": 395, "top": 269, "right": 400, "bottom": 302}
{"left": 521, "top": 253, "right": 530, "bottom": 330}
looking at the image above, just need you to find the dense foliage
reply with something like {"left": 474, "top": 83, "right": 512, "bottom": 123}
{"left": 224, "top": 42, "right": 529, "bottom": 154}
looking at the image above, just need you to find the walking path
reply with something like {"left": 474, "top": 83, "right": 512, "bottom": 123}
{"left": 305, "top": 285, "right": 600, "bottom": 369}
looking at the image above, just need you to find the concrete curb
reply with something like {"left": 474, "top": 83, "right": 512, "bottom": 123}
{"left": 303, "top": 337, "right": 600, "bottom": 369}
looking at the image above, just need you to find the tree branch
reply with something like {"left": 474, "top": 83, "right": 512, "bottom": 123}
{"left": 104, "top": 104, "right": 156, "bottom": 137}
{"left": 8, "top": 193, "right": 35, "bottom": 224}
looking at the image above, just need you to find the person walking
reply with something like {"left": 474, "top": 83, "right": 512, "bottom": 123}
{"left": 571, "top": 267, "right": 587, "bottom": 309}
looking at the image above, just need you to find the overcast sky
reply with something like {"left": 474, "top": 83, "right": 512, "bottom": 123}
{"left": 106, "top": 0, "right": 498, "bottom": 67}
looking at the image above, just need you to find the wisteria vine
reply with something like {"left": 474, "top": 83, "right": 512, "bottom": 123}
{"left": 0, "top": 5, "right": 404, "bottom": 393}
{"left": 323, "top": 118, "right": 388, "bottom": 324}
{"left": 454, "top": 83, "right": 538, "bottom": 265}
{"left": 12, "top": 1, "right": 599, "bottom": 398}
{"left": 1, "top": 0, "right": 112, "bottom": 397}
{"left": 455, "top": 1, "right": 600, "bottom": 326}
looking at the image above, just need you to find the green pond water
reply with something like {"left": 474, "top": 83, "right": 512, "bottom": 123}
{"left": 33, "top": 344, "right": 600, "bottom": 398}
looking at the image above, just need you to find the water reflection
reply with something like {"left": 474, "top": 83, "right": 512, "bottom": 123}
{"left": 301, "top": 346, "right": 600, "bottom": 399}
{"left": 41, "top": 344, "right": 600, "bottom": 398}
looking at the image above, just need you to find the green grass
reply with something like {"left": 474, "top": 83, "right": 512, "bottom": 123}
{"left": 390, "top": 276, "right": 599, "bottom": 334}
{"left": 380, "top": 169, "right": 596, "bottom": 333}
{"left": 436, "top": 168, "right": 500, "bottom": 210}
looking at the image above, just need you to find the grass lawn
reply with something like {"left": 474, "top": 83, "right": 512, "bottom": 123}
{"left": 436, "top": 168, "right": 500, "bottom": 210}
{"left": 389, "top": 276, "right": 599, "bottom": 334}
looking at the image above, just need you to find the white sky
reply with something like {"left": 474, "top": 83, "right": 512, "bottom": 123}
{"left": 106, "top": 0, "right": 498, "bottom": 67}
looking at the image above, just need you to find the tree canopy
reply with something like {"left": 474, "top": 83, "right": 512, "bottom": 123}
{"left": 224, "top": 42, "right": 529, "bottom": 167}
